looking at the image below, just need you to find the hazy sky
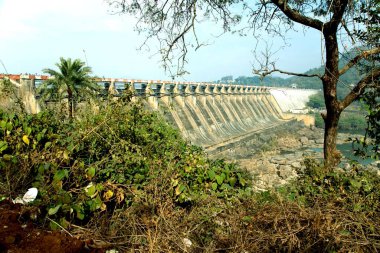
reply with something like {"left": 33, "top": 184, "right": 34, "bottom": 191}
{"left": 0, "top": 0, "right": 324, "bottom": 82}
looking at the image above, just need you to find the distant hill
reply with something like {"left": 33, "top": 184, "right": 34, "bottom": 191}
{"left": 218, "top": 49, "right": 365, "bottom": 97}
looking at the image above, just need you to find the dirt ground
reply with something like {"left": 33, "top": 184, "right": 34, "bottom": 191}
{"left": 0, "top": 200, "right": 105, "bottom": 253}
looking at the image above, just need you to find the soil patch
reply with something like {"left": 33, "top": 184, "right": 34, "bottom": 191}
{"left": 0, "top": 200, "right": 104, "bottom": 253}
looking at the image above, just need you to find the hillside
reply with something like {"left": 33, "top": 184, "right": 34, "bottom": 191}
{"left": 219, "top": 49, "right": 365, "bottom": 95}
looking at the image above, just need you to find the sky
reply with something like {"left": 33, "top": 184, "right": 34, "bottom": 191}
{"left": 0, "top": 0, "right": 324, "bottom": 82}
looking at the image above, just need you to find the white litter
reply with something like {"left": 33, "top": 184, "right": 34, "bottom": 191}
{"left": 183, "top": 238, "right": 192, "bottom": 248}
{"left": 12, "top": 188, "right": 38, "bottom": 204}
{"left": 106, "top": 250, "right": 119, "bottom": 253}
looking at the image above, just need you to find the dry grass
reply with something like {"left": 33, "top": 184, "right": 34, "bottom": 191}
{"left": 73, "top": 191, "right": 380, "bottom": 252}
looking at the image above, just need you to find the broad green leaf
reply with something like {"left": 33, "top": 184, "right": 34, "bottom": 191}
{"left": 59, "top": 218, "right": 70, "bottom": 229}
{"left": 53, "top": 169, "right": 68, "bottom": 181}
{"left": 77, "top": 211, "right": 85, "bottom": 220}
{"left": 63, "top": 150, "right": 69, "bottom": 160}
{"left": 85, "top": 183, "right": 97, "bottom": 198}
{"left": 48, "top": 204, "right": 62, "bottom": 215}
{"left": 216, "top": 173, "right": 226, "bottom": 185}
{"left": 3, "top": 154, "right": 13, "bottom": 161}
{"left": 6, "top": 122, "right": 13, "bottom": 131}
{"left": 49, "top": 221, "right": 59, "bottom": 230}
{"left": 134, "top": 173, "right": 145, "bottom": 180}
{"left": 94, "top": 196, "right": 103, "bottom": 209}
{"left": 353, "top": 203, "right": 362, "bottom": 212}
{"left": 44, "top": 142, "right": 52, "bottom": 149}
{"left": 242, "top": 216, "right": 252, "bottom": 222}
{"left": 0, "top": 141, "right": 8, "bottom": 153}
{"left": 229, "top": 177, "right": 237, "bottom": 187}
{"left": 239, "top": 177, "right": 246, "bottom": 187}
{"left": 339, "top": 230, "right": 351, "bottom": 236}
{"left": 208, "top": 170, "right": 216, "bottom": 180}
{"left": 73, "top": 205, "right": 85, "bottom": 220}
{"left": 175, "top": 184, "right": 186, "bottom": 196}
{"left": 0, "top": 120, "right": 6, "bottom": 129}
{"left": 86, "top": 167, "right": 96, "bottom": 178}
{"left": 184, "top": 166, "right": 193, "bottom": 173}
{"left": 211, "top": 182, "right": 218, "bottom": 191}
{"left": 350, "top": 179, "right": 362, "bottom": 189}
{"left": 221, "top": 183, "right": 230, "bottom": 190}
{"left": 26, "top": 127, "right": 32, "bottom": 136}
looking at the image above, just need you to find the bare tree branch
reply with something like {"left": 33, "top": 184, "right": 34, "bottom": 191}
{"left": 340, "top": 67, "right": 380, "bottom": 109}
{"left": 252, "top": 42, "right": 322, "bottom": 79}
{"left": 341, "top": 19, "right": 355, "bottom": 44}
{"left": 271, "top": 0, "right": 324, "bottom": 31}
{"left": 254, "top": 67, "right": 322, "bottom": 79}
{"left": 339, "top": 47, "right": 380, "bottom": 76}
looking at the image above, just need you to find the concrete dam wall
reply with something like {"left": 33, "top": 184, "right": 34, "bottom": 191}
{"left": 270, "top": 88, "right": 319, "bottom": 113}
{"left": 141, "top": 83, "right": 292, "bottom": 152}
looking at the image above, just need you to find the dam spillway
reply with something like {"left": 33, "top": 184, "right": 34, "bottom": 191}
{"left": 141, "top": 82, "right": 291, "bottom": 152}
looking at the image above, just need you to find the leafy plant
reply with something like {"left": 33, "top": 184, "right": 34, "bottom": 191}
{"left": 281, "top": 158, "right": 380, "bottom": 213}
{"left": 0, "top": 97, "right": 252, "bottom": 228}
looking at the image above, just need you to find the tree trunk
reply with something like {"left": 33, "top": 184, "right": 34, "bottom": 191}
{"left": 323, "top": 109, "right": 342, "bottom": 169}
{"left": 68, "top": 89, "right": 73, "bottom": 119}
{"left": 321, "top": 19, "right": 344, "bottom": 170}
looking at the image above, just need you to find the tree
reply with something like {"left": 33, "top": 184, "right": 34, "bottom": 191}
{"left": 307, "top": 92, "right": 325, "bottom": 109}
{"left": 350, "top": 0, "right": 380, "bottom": 159}
{"left": 39, "top": 57, "right": 99, "bottom": 118}
{"left": 108, "top": 0, "right": 380, "bottom": 169}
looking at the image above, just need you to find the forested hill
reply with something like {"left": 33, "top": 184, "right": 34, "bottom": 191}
{"left": 218, "top": 50, "right": 363, "bottom": 91}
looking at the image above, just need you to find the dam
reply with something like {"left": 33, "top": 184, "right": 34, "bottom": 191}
{"left": 0, "top": 74, "right": 318, "bottom": 153}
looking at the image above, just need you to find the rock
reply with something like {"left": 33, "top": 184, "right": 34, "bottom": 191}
{"left": 291, "top": 161, "right": 302, "bottom": 169}
{"left": 300, "top": 136, "right": 309, "bottom": 145}
{"left": 278, "top": 165, "right": 297, "bottom": 179}
{"left": 276, "top": 159, "right": 288, "bottom": 165}
{"left": 343, "top": 163, "right": 351, "bottom": 171}
{"left": 316, "top": 139, "right": 324, "bottom": 144}
{"left": 257, "top": 162, "right": 277, "bottom": 174}
{"left": 334, "top": 167, "right": 345, "bottom": 173}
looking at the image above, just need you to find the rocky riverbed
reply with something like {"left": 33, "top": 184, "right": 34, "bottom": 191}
{"left": 233, "top": 127, "right": 379, "bottom": 191}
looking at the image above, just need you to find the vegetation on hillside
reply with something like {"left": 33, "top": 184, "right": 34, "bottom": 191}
{"left": 0, "top": 97, "right": 251, "bottom": 224}
{"left": 218, "top": 49, "right": 362, "bottom": 96}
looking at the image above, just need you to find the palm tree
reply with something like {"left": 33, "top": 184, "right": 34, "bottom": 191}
{"left": 39, "top": 57, "right": 99, "bottom": 118}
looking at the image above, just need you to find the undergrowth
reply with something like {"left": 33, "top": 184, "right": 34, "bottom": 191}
{"left": 0, "top": 98, "right": 251, "bottom": 228}
{"left": 0, "top": 97, "right": 379, "bottom": 252}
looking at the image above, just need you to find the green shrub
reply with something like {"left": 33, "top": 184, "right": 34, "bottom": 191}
{"left": 314, "top": 111, "right": 367, "bottom": 132}
{"left": 307, "top": 92, "right": 325, "bottom": 109}
{"left": 281, "top": 158, "right": 380, "bottom": 213}
{"left": 0, "top": 99, "right": 252, "bottom": 229}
